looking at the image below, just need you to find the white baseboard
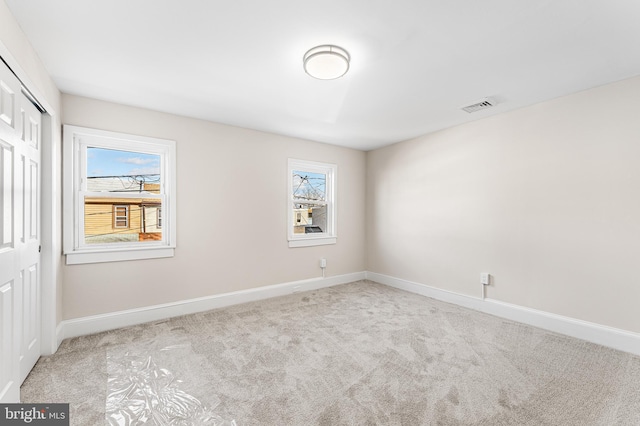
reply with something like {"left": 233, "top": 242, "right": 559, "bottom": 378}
{"left": 56, "top": 322, "right": 65, "bottom": 349}
{"left": 61, "top": 271, "right": 366, "bottom": 340}
{"left": 366, "top": 272, "right": 640, "bottom": 356}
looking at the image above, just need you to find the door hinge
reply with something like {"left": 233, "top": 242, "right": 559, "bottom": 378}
{"left": 39, "top": 245, "right": 42, "bottom": 253}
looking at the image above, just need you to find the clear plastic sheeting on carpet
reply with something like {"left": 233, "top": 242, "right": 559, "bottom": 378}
{"left": 106, "top": 338, "right": 236, "bottom": 426}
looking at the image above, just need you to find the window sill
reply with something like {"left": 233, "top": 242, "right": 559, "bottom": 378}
{"left": 288, "top": 237, "right": 336, "bottom": 248}
{"left": 65, "top": 246, "right": 175, "bottom": 265}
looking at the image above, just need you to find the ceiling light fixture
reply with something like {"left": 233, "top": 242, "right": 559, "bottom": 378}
{"left": 303, "top": 45, "right": 350, "bottom": 80}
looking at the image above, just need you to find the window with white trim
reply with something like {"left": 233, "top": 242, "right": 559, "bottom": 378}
{"left": 288, "top": 159, "right": 336, "bottom": 247}
{"left": 113, "top": 205, "right": 129, "bottom": 228}
{"left": 63, "top": 125, "right": 176, "bottom": 264}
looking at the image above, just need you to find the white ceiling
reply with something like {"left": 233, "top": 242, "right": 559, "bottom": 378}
{"left": 5, "top": 0, "right": 640, "bottom": 151}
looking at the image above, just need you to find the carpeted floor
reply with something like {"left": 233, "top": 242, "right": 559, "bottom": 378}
{"left": 22, "top": 280, "right": 640, "bottom": 425}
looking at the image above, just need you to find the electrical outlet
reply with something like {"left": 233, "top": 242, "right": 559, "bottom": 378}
{"left": 320, "top": 258, "right": 327, "bottom": 268}
{"left": 480, "top": 273, "right": 490, "bottom": 285}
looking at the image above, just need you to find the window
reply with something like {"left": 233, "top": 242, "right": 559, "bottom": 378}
{"left": 113, "top": 205, "right": 129, "bottom": 228}
{"left": 288, "top": 159, "right": 336, "bottom": 247}
{"left": 63, "top": 125, "right": 176, "bottom": 264}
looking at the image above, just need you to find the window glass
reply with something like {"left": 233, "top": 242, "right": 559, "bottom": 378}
{"left": 292, "top": 170, "right": 327, "bottom": 234}
{"left": 84, "top": 148, "right": 162, "bottom": 245}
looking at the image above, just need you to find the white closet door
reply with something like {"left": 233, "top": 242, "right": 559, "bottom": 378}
{"left": 0, "top": 59, "right": 42, "bottom": 403}
{"left": 18, "top": 94, "right": 42, "bottom": 384}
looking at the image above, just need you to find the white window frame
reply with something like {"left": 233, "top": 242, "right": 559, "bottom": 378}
{"left": 288, "top": 158, "right": 337, "bottom": 248}
{"left": 113, "top": 205, "right": 129, "bottom": 229}
{"left": 63, "top": 125, "right": 176, "bottom": 264}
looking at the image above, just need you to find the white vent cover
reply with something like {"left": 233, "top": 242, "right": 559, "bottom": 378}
{"left": 461, "top": 98, "right": 496, "bottom": 113}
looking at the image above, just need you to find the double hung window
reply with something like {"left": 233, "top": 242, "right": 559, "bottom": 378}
{"left": 63, "top": 126, "right": 176, "bottom": 264}
{"left": 288, "top": 159, "right": 336, "bottom": 247}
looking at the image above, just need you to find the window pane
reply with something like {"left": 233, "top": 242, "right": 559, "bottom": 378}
{"left": 87, "top": 147, "right": 161, "bottom": 193}
{"left": 84, "top": 197, "right": 163, "bottom": 244}
{"left": 292, "top": 170, "right": 326, "bottom": 202}
{"left": 292, "top": 203, "right": 327, "bottom": 234}
{"left": 84, "top": 147, "right": 163, "bottom": 245}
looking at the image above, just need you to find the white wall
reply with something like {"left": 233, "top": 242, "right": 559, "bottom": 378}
{"left": 367, "top": 75, "right": 640, "bottom": 334}
{"left": 62, "top": 94, "right": 366, "bottom": 320}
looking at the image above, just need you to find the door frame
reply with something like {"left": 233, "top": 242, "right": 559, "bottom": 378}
{"left": 0, "top": 44, "right": 61, "bottom": 357}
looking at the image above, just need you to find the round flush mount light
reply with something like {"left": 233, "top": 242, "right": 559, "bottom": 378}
{"left": 303, "top": 45, "right": 350, "bottom": 80}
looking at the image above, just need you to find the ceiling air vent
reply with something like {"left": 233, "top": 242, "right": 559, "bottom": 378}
{"left": 461, "top": 98, "right": 496, "bottom": 113}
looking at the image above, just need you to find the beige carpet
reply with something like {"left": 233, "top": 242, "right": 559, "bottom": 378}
{"left": 22, "top": 281, "right": 640, "bottom": 425}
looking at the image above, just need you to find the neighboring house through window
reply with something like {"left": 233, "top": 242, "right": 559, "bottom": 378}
{"left": 63, "top": 125, "right": 176, "bottom": 264}
{"left": 288, "top": 158, "right": 336, "bottom": 247}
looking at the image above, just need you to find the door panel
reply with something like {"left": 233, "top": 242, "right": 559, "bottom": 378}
{"left": 0, "top": 78, "right": 16, "bottom": 128}
{"left": 0, "top": 141, "right": 12, "bottom": 249}
{"left": 0, "top": 281, "right": 16, "bottom": 401}
{"left": 20, "top": 264, "right": 39, "bottom": 383}
{"left": 29, "top": 160, "right": 38, "bottom": 240}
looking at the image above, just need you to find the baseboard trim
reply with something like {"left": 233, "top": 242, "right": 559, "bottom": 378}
{"left": 61, "top": 271, "right": 366, "bottom": 340}
{"left": 55, "top": 322, "right": 65, "bottom": 349}
{"left": 366, "top": 271, "right": 640, "bottom": 356}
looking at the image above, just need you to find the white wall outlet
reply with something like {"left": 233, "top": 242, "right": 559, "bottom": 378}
{"left": 320, "top": 258, "right": 327, "bottom": 268}
{"left": 481, "top": 273, "right": 491, "bottom": 285}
